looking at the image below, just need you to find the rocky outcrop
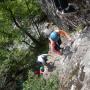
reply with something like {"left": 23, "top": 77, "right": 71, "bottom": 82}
{"left": 43, "top": 26, "right": 90, "bottom": 90}
{"left": 38, "top": 0, "right": 90, "bottom": 29}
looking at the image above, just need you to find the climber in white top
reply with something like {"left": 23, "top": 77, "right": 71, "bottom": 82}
{"left": 37, "top": 54, "right": 48, "bottom": 65}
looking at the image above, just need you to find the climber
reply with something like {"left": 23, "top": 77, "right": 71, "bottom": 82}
{"left": 37, "top": 54, "right": 48, "bottom": 65}
{"left": 49, "top": 28, "right": 73, "bottom": 55}
{"left": 43, "top": 23, "right": 73, "bottom": 55}
{"left": 54, "top": 0, "right": 68, "bottom": 11}
{"left": 34, "top": 54, "right": 48, "bottom": 76}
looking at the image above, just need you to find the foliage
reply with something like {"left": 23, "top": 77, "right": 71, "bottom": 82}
{"left": 0, "top": 0, "right": 45, "bottom": 44}
{"left": 23, "top": 70, "right": 59, "bottom": 90}
{"left": 0, "top": 0, "right": 52, "bottom": 90}
{"left": 0, "top": 0, "right": 47, "bottom": 89}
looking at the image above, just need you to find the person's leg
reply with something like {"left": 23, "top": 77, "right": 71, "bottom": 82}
{"left": 57, "top": 37, "right": 62, "bottom": 45}
{"left": 56, "top": 38, "right": 64, "bottom": 54}
{"left": 56, "top": 37, "right": 62, "bottom": 49}
{"left": 54, "top": 43, "right": 60, "bottom": 51}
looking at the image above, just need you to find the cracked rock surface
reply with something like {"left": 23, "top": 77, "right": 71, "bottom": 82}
{"left": 44, "top": 26, "right": 90, "bottom": 90}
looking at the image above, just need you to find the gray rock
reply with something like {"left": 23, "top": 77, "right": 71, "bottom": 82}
{"left": 44, "top": 26, "right": 90, "bottom": 90}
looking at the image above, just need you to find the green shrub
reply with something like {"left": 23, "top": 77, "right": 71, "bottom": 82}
{"left": 23, "top": 70, "right": 59, "bottom": 90}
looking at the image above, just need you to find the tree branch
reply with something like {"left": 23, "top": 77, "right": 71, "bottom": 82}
{"left": 7, "top": 8, "right": 40, "bottom": 45}
{"left": 24, "top": 0, "right": 41, "bottom": 37}
{"left": 22, "top": 40, "right": 35, "bottom": 49}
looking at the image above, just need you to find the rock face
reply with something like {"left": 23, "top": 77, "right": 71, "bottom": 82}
{"left": 38, "top": 0, "right": 90, "bottom": 29}
{"left": 38, "top": 0, "right": 64, "bottom": 27}
{"left": 44, "top": 26, "right": 90, "bottom": 90}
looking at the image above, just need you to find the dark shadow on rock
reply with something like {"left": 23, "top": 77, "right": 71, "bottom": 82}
{"left": 74, "top": 66, "right": 85, "bottom": 90}
{"left": 63, "top": 50, "right": 73, "bottom": 61}
{"left": 76, "top": 80, "right": 83, "bottom": 90}
{"left": 79, "top": 66, "right": 85, "bottom": 81}
{"left": 47, "top": 63, "right": 56, "bottom": 72}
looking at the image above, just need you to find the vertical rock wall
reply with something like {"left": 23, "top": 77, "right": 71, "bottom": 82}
{"left": 38, "top": 0, "right": 90, "bottom": 29}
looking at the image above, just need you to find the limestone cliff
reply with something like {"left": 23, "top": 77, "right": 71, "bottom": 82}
{"left": 38, "top": 0, "right": 90, "bottom": 29}
{"left": 44, "top": 26, "right": 90, "bottom": 90}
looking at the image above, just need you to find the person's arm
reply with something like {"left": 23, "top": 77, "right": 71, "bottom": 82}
{"left": 59, "top": 30, "right": 72, "bottom": 40}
